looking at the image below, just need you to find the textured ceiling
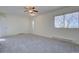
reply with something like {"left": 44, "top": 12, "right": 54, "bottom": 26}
{"left": 0, "top": 6, "right": 64, "bottom": 16}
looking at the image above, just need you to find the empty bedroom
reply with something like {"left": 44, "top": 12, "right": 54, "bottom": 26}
{"left": 0, "top": 6, "right": 79, "bottom": 53}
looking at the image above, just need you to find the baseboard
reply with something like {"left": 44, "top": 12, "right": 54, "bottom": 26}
{"left": 32, "top": 33, "right": 51, "bottom": 39}
{"left": 0, "top": 33, "right": 30, "bottom": 38}
{"left": 32, "top": 33, "right": 79, "bottom": 45}
{"left": 51, "top": 36, "right": 79, "bottom": 45}
{"left": 52, "top": 36, "right": 73, "bottom": 42}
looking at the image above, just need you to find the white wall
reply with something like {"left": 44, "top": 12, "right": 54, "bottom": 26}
{"left": 34, "top": 6, "right": 79, "bottom": 44}
{"left": 0, "top": 14, "right": 32, "bottom": 37}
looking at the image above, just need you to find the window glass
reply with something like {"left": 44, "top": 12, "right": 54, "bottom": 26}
{"left": 65, "top": 12, "right": 79, "bottom": 28}
{"left": 55, "top": 12, "right": 79, "bottom": 28}
{"left": 55, "top": 15, "right": 64, "bottom": 28}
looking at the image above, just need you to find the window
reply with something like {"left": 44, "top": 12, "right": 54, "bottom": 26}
{"left": 55, "top": 15, "right": 64, "bottom": 28}
{"left": 55, "top": 12, "right": 79, "bottom": 28}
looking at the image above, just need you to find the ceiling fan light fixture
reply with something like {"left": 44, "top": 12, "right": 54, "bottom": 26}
{"left": 24, "top": 6, "right": 38, "bottom": 16}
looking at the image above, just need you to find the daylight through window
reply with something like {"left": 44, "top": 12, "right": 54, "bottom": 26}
{"left": 55, "top": 12, "right": 79, "bottom": 28}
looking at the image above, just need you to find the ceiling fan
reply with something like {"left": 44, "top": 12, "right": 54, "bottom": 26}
{"left": 24, "top": 6, "right": 38, "bottom": 16}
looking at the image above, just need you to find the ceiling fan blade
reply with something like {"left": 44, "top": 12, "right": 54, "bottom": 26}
{"left": 24, "top": 10, "right": 28, "bottom": 12}
{"left": 32, "top": 6, "right": 35, "bottom": 9}
{"left": 33, "top": 10, "right": 38, "bottom": 12}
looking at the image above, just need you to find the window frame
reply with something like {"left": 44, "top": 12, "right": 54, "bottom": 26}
{"left": 54, "top": 11, "right": 79, "bottom": 28}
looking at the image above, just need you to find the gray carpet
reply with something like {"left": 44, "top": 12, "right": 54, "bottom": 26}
{"left": 0, "top": 34, "right": 79, "bottom": 53}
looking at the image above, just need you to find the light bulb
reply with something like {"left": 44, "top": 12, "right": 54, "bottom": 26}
{"left": 28, "top": 10, "right": 33, "bottom": 13}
